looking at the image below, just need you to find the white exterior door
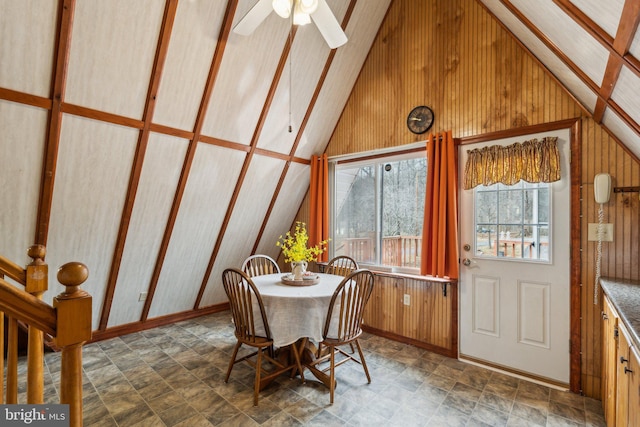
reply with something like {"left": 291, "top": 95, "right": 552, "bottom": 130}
{"left": 458, "top": 128, "right": 571, "bottom": 384}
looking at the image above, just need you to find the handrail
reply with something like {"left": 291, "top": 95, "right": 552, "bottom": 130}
{"left": 0, "top": 255, "right": 27, "bottom": 284}
{"left": 0, "top": 245, "right": 91, "bottom": 427}
{"left": 0, "top": 278, "right": 56, "bottom": 335}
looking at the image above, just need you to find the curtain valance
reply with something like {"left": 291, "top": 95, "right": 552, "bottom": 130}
{"left": 463, "top": 136, "right": 561, "bottom": 189}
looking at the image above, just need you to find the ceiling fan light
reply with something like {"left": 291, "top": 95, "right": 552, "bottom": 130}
{"left": 298, "top": 0, "right": 318, "bottom": 14}
{"left": 293, "top": 1, "right": 311, "bottom": 25}
{"left": 273, "top": 0, "right": 292, "bottom": 18}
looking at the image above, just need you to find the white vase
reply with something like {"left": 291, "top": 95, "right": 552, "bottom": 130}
{"left": 291, "top": 260, "right": 308, "bottom": 280}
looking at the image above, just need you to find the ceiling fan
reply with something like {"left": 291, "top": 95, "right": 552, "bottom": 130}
{"left": 233, "top": 0, "right": 348, "bottom": 49}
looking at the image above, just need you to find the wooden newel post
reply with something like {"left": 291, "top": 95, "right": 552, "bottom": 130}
{"left": 26, "top": 244, "right": 48, "bottom": 404}
{"left": 53, "top": 262, "right": 91, "bottom": 427}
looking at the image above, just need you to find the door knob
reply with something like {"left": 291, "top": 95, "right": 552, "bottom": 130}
{"left": 462, "top": 258, "right": 471, "bottom": 266}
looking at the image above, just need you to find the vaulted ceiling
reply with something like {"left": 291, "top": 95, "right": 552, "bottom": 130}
{"left": 1, "top": 0, "right": 638, "bottom": 333}
{"left": 482, "top": 0, "right": 640, "bottom": 158}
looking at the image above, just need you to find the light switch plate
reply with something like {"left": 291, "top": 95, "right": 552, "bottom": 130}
{"left": 588, "top": 223, "right": 613, "bottom": 242}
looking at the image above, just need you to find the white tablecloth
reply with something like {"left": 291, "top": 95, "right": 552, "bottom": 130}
{"left": 250, "top": 273, "right": 344, "bottom": 347}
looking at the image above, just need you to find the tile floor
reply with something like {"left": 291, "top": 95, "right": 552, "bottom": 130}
{"left": 28, "top": 311, "right": 605, "bottom": 426}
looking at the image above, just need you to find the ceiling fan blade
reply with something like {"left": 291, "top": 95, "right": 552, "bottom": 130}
{"left": 311, "top": 0, "right": 347, "bottom": 49}
{"left": 233, "top": 0, "right": 274, "bottom": 36}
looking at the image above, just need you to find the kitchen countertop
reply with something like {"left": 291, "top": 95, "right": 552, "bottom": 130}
{"left": 600, "top": 277, "right": 640, "bottom": 350}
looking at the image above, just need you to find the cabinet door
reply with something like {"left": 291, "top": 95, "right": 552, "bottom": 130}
{"left": 602, "top": 297, "right": 618, "bottom": 427}
{"left": 616, "top": 323, "right": 631, "bottom": 427}
{"left": 628, "top": 344, "right": 639, "bottom": 426}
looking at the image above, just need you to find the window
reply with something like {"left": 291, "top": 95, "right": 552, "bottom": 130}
{"left": 331, "top": 152, "right": 426, "bottom": 271}
{"left": 474, "top": 181, "right": 550, "bottom": 262}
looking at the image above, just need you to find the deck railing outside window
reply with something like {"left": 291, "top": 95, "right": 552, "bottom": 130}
{"left": 338, "top": 236, "right": 422, "bottom": 268}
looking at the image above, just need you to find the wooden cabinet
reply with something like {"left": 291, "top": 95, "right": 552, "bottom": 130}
{"left": 616, "top": 323, "right": 630, "bottom": 427}
{"left": 616, "top": 323, "right": 639, "bottom": 427}
{"left": 628, "top": 344, "right": 639, "bottom": 426}
{"left": 602, "top": 295, "right": 639, "bottom": 426}
{"left": 602, "top": 296, "right": 618, "bottom": 427}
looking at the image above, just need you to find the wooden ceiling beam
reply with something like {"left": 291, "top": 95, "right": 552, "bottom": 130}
{"left": 142, "top": 0, "right": 240, "bottom": 320}
{"left": 501, "top": 0, "right": 640, "bottom": 136}
{"left": 60, "top": 103, "right": 144, "bottom": 129}
{"left": 557, "top": 0, "right": 640, "bottom": 123}
{"left": 612, "top": 0, "right": 640, "bottom": 55}
{"left": 100, "top": 0, "right": 180, "bottom": 330}
{"left": 34, "top": 0, "right": 75, "bottom": 247}
{"left": 0, "top": 88, "right": 51, "bottom": 110}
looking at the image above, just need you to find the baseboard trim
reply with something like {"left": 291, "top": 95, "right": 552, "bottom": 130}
{"left": 362, "top": 325, "right": 457, "bottom": 358}
{"left": 90, "top": 302, "right": 230, "bottom": 343}
{"left": 459, "top": 353, "right": 570, "bottom": 391}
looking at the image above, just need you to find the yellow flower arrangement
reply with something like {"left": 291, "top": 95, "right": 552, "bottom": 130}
{"left": 276, "top": 222, "right": 329, "bottom": 263}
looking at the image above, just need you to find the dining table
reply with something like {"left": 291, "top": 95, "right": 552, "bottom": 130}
{"left": 250, "top": 272, "right": 347, "bottom": 387}
{"left": 250, "top": 272, "right": 345, "bottom": 347}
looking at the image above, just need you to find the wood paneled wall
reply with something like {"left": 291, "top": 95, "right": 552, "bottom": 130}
{"left": 289, "top": 0, "right": 640, "bottom": 398}
{"left": 580, "top": 119, "right": 640, "bottom": 397}
{"left": 326, "top": 0, "right": 582, "bottom": 157}
{"left": 363, "top": 276, "right": 456, "bottom": 356}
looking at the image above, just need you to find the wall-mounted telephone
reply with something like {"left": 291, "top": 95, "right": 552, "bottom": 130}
{"left": 593, "top": 173, "right": 611, "bottom": 305}
{"left": 594, "top": 173, "right": 611, "bottom": 204}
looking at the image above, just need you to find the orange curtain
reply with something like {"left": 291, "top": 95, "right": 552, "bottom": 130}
{"left": 309, "top": 154, "right": 329, "bottom": 262}
{"left": 421, "top": 131, "right": 459, "bottom": 279}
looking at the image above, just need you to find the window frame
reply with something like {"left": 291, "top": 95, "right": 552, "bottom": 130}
{"left": 329, "top": 145, "right": 426, "bottom": 273}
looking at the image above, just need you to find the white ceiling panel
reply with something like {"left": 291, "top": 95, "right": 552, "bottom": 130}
{"left": 0, "top": 101, "right": 48, "bottom": 262}
{"left": 257, "top": 1, "right": 349, "bottom": 154}
{"left": 148, "top": 143, "right": 245, "bottom": 318}
{"left": 199, "top": 2, "right": 290, "bottom": 144}
{"left": 153, "top": 1, "right": 226, "bottom": 131}
{"left": 65, "top": 0, "right": 165, "bottom": 119}
{"left": 602, "top": 108, "right": 640, "bottom": 160}
{"left": 108, "top": 133, "right": 189, "bottom": 327}
{"left": 568, "top": 0, "right": 625, "bottom": 38}
{"left": 511, "top": 0, "right": 609, "bottom": 86}
{"left": 256, "top": 25, "right": 332, "bottom": 154}
{"left": 256, "top": 162, "right": 310, "bottom": 257}
{"left": 297, "top": 0, "right": 393, "bottom": 159}
{"left": 45, "top": 115, "right": 138, "bottom": 329}
{"left": 199, "top": 154, "right": 286, "bottom": 307}
{"left": 629, "top": 25, "right": 640, "bottom": 58}
{"left": 0, "top": 0, "right": 57, "bottom": 96}
{"left": 610, "top": 65, "right": 640, "bottom": 127}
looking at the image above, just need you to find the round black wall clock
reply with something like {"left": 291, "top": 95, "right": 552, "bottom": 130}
{"left": 407, "top": 106, "right": 434, "bottom": 134}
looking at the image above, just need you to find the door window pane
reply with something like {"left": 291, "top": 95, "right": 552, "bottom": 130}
{"left": 474, "top": 181, "right": 550, "bottom": 261}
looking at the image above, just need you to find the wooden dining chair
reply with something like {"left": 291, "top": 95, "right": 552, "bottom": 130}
{"left": 307, "top": 269, "right": 375, "bottom": 404}
{"left": 326, "top": 255, "right": 358, "bottom": 277}
{"left": 221, "top": 268, "right": 304, "bottom": 405}
{"left": 241, "top": 254, "right": 281, "bottom": 277}
{"left": 326, "top": 255, "right": 360, "bottom": 353}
